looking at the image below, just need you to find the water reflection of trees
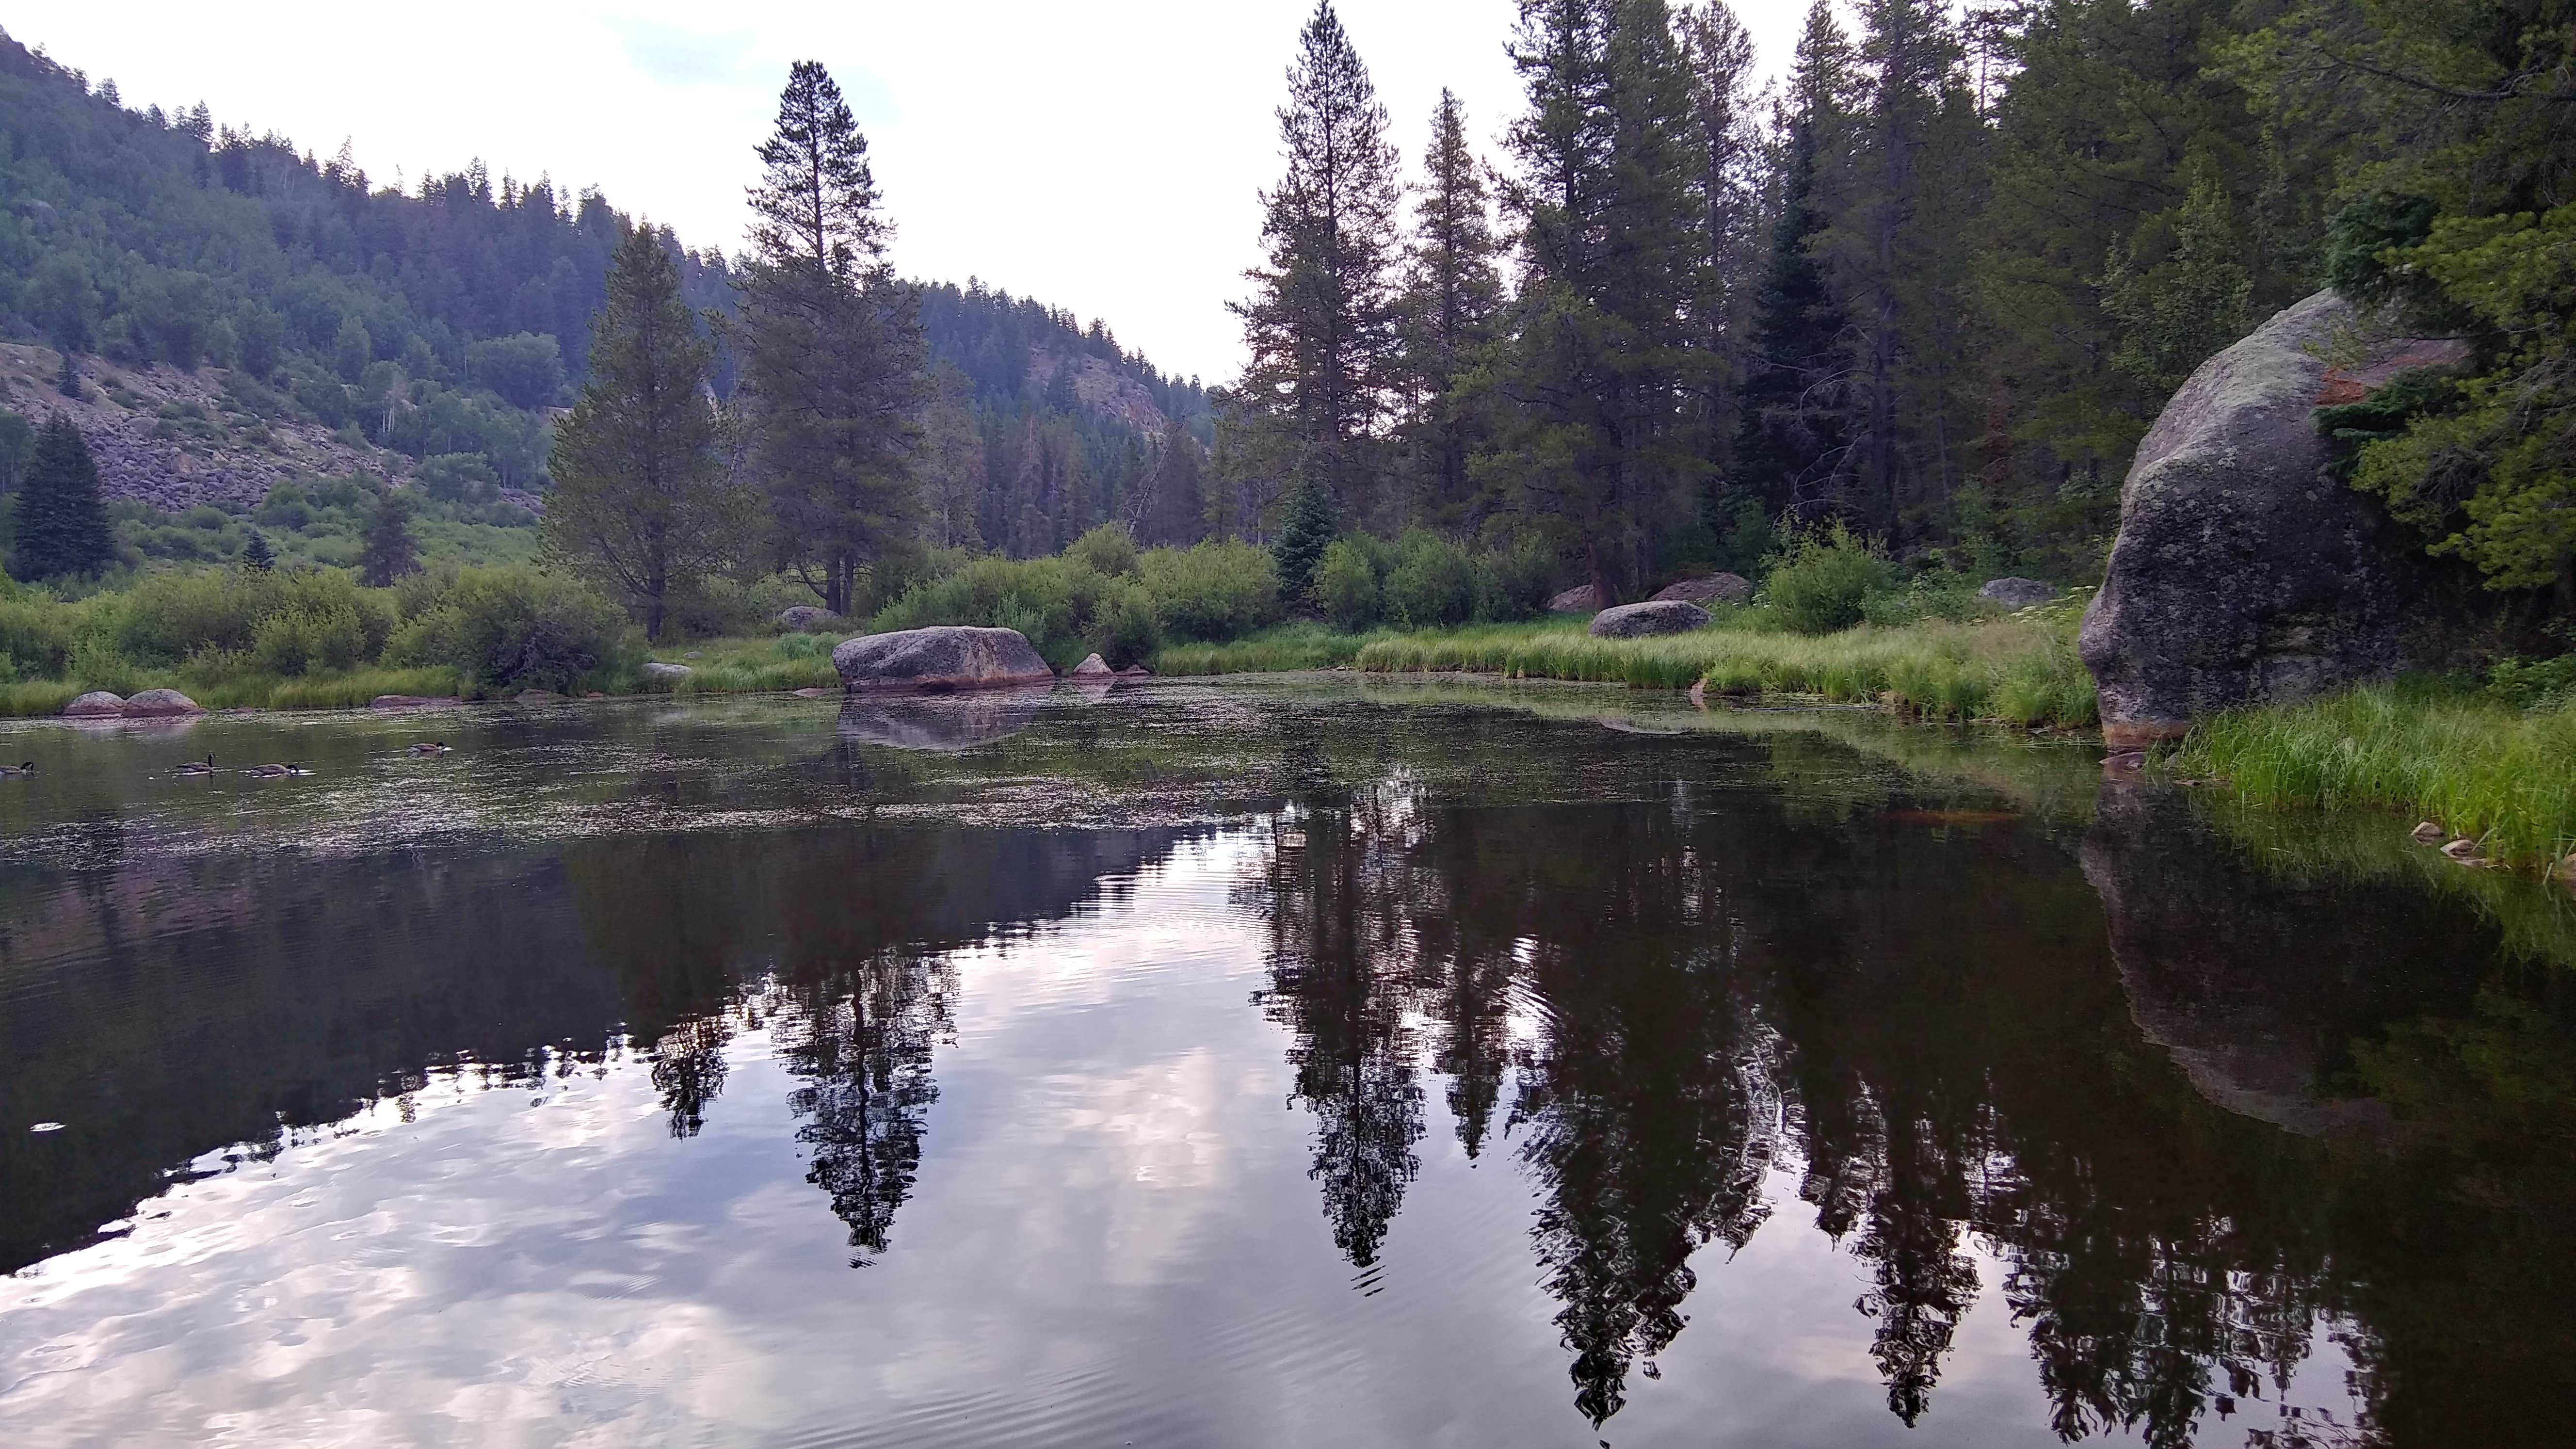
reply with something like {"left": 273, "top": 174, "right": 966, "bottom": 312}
{"left": 1238, "top": 769, "right": 2576, "bottom": 1445}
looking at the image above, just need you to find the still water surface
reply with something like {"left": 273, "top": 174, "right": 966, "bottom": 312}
{"left": 0, "top": 682, "right": 2568, "bottom": 1448}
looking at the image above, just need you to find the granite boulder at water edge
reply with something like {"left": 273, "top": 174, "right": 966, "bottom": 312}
{"left": 834, "top": 626, "right": 1058, "bottom": 692}
{"left": 1588, "top": 600, "right": 1712, "bottom": 639}
{"left": 62, "top": 692, "right": 125, "bottom": 718}
{"left": 120, "top": 688, "right": 205, "bottom": 718}
{"left": 2078, "top": 290, "right": 2476, "bottom": 749}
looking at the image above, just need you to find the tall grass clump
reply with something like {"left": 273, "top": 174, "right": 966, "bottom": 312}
{"left": 1155, "top": 623, "right": 1390, "bottom": 675}
{"left": 1355, "top": 613, "right": 2097, "bottom": 727}
{"left": 2174, "top": 683, "right": 2576, "bottom": 868}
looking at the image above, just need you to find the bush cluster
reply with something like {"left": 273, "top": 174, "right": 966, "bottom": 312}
{"left": 1307, "top": 531, "right": 1554, "bottom": 633}
{"left": 871, "top": 527, "right": 1282, "bottom": 669}
{"left": 0, "top": 562, "right": 639, "bottom": 701}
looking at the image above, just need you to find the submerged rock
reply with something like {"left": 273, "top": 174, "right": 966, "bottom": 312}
{"left": 370, "top": 694, "right": 442, "bottom": 709}
{"left": 120, "top": 688, "right": 204, "bottom": 717}
{"left": 62, "top": 691, "right": 125, "bottom": 718}
{"left": 1979, "top": 577, "right": 2056, "bottom": 609}
{"left": 1588, "top": 600, "right": 1711, "bottom": 639}
{"left": 834, "top": 626, "right": 1056, "bottom": 692}
{"left": 1651, "top": 573, "right": 1752, "bottom": 606}
{"left": 2079, "top": 290, "right": 2476, "bottom": 749}
{"left": 1547, "top": 584, "right": 1602, "bottom": 615}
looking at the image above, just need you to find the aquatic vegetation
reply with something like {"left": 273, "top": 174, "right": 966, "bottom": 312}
{"left": 2174, "top": 681, "right": 2576, "bottom": 870}
{"left": 1349, "top": 612, "right": 2097, "bottom": 728}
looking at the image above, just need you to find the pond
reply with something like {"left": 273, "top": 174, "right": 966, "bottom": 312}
{"left": 0, "top": 681, "right": 2568, "bottom": 1448}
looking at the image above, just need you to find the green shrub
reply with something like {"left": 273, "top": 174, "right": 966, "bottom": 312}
{"left": 1859, "top": 570, "right": 1995, "bottom": 628}
{"left": 1066, "top": 522, "right": 1141, "bottom": 578}
{"left": 1763, "top": 519, "right": 1894, "bottom": 635}
{"left": 1385, "top": 531, "right": 1476, "bottom": 628}
{"left": 115, "top": 567, "right": 288, "bottom": 663}
{"left": 1138, "top": 540, "right": 1283, "bottom": 642}
{"left": 1087, "top": 580, "right": 1164, "bottom": 667}
{"left": 1472, "top": 535, "right": 1555, "bottom": 622}
{"left": 249, "top": 572, "right": 395, "bottom": 676}
{"left": 0, "top": 593, "right": 78, "bottom": 677}
{"left": 386, "top": 567, "right": 639, "bottom": 692}
{"left": 1312, "top": 539, "right": 1382, "bottom": 632}
{"left": 2488, "top": 650, "right": 2576, "bottom": 711}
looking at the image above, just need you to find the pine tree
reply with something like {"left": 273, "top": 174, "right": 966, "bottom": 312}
{"left": 1272, "top": 464, "right": 1340, "bottom": 604}
{"left": 241, "top": 528, "right": 275, "bottom": 571}
{"left": 54, "top": 352, "right": 81, "bottom": 400}
{"left": 8, "top": 414, "right": 113, "bottom": 581}
{"left": 734, "top": 61, "right": 925, "bottom": 615}
{"left": 1731, "top": 1, "right": 1856, "bottom": 531}
{"left": 546, "top": 223, "right": 739, "bottom": 640}
{"left": 1232, "top": 1, "right": 1405, "bottom": 523}
{"left": 360, "top": 489, "right": 422, "bottom": 586}
{"left": 1137, "top": 417, "right": 1208, "bottom": 547}
{"left": 1492, "top": 0, "right": 1701, "bottom": 602}
{"left": 1397, "top": 90, "right": 1505, "bottom": 527}
{"left": 1677, "top": 0, "right": 1764, "bottom": 483}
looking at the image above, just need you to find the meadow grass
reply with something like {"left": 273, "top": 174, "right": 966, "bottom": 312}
{"left": 1154, "top": 623, "right": 1398, "bottom": 676}
{"left": 644, "top": 634, "right": 842, "bottom": 695}
{"left": 2174, "top": 682, "right": 2576, "bottom": 870}
{"left": 1349, "top": 613, "right": 2098, "bottom": 727}
{"left": 0, "top": 666, "right": 463, "bottom": 715}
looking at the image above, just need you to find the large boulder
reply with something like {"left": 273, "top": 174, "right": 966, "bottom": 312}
{"left": 1547, "top": 584, "right": 1603, "bottom": 615}
{"left": 1651, "top": 573, "right": 1751, "bottom": 606}
{"left": 1980, "top": 577, "right": 2056, "bottom": 609}
{"left": 62, "top": 691, "right": 125, "bottom": 718}
{"left": 777, "top": 605, "right": 841, "bottom": 633}
{"left": 1589, "top": 600, "right": 1711, "bottom": 639}
{"left": 121, "top": 688, "right": 206, "bottom": 718}
{"left": 2079, "top": 290, "right": 2475, "bottom": 749}
{"left": 834, "top": 626, "right": 1057, "bottom": 692}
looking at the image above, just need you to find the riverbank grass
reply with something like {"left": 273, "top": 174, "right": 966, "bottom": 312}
{"left": 1347, "top": 614, "right": 2096, "bottom": 727}
{"left": 2175, "top": 683, "right": 2576, "bottom": 870}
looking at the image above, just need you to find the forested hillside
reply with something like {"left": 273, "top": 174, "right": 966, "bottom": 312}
{"left": 0, "top": 27, "right": 1201, "bottom": 561}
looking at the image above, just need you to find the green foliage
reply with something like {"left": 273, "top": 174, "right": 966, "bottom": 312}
{"left": 9, "top": 414, "right": 113, "bottom": 581}
{"left": 2487, "top": 648, "right": 2576, "bottom": 712}
{"left": 360, "top": 491, "right": 421, "bottom": 587}
{"left": 0, "top": 591, "right": 78, "bottom": 677}
{"left": 1762, "top": 519, "right": 1895, "bottom": 635}
{"left": 1136, "top": 540, "right": 1284, "bottom": 642}
{"left": 1384, "top": 530, "right": 1475, "bottom": 629}
{"left": 1065, "top": 522, "right": 1140, "bottom": 578}
{"left": 114, "top": 567, "right": 287, "bottom": 662}
{"left": 1270, "top": 470, "right": 1338, "bottom": 606}
{"left": 2176, "top": 682, "right": 2576, "bottom": 869}
{"left": 249, "top": 571, "right": 395, "bottom": 676}
{"left": 1311, "top": 538, "right": 1382, "bottom": 632}
{"left": 2100, "top": 164, "right": 2256, "bottom": 398}
{"left": 385, "top": 567, "right": 639, "bottom": 693}
{"left": 1470, "top": 533, "right": 1554, "bottom": 622}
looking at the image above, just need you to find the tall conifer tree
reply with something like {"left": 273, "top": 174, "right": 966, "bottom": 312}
{"left": 547, "top": 223, "right": 739, "bottom": 640}
{"left": 1732, "top": 2, "right": 1856, "bottom": 529}
{"left": 1397, "top": 90, "right": 1505, "bottom": 527}
{"left": 1493, "top": 0, "right": 1699, "bottom": 601}
{"left": 1233, "top": 1, "right": 1405, "bottom": 525}
{"left": 8, "top": 414, "right": 113, "bottom": 581}
{"left": 736, "top": 61, "right": 925, "bottom": 615}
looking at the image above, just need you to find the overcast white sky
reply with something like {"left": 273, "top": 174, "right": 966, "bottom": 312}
{"left": 11, "top": 1, "right": 1808, "bottom": 385}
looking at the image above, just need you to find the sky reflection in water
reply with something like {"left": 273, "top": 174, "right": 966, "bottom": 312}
{"left": 0, "top": 683, "right": 2565, "bottom": 1448}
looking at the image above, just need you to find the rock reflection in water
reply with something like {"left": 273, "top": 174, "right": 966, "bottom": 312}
{"left": 834, "top": 684, "right": 1052, "bottom": 752}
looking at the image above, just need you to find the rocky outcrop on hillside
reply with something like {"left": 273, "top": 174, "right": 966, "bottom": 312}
{"left": 1029, "top": 346, "right": 1167, "bottom": 435}
{"left": 2, "top": 346, "right": 393, "bottom": 511}
{"left": 2077, "top": 291, "right": 2476, "bottom": 748}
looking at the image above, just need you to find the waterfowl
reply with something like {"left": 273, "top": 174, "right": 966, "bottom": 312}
{"left": 247, "top": 762, "right": 308, "bottom": 779}
{"left": 174, "top": 754, "right": 217, "bottom": 776}
{"left": 406, "top": 741, "right": 452, "bottom": 757}
{"left": 0, "top": 761, "right": 32, "bottom": 779}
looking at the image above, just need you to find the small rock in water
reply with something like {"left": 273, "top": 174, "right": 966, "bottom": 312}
{"left": 2102, "top": 750, "right": 2147, "bottom": 772}
{"left": 31, "top": 1122, "right": 64, "bottom": 1133}
{"left": 2411, "top": 821, "right": 2446, "bottom": 843}
{"left": 1071, "top": 652, "right": 1115, "bottom": 678}
{"left": 2441, "top": 837, "right": 2483, "bottom": 861}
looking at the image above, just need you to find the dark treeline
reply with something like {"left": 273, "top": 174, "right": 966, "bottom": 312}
{"left": 1226, "top": 0, "right": 2576, "bottom": 615}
